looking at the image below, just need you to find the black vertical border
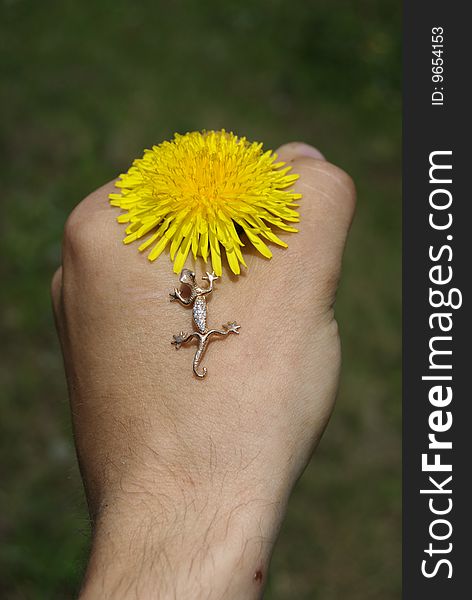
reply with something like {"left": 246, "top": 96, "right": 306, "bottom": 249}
{"left": 403, "top": 2, "right": 470, "bottom": 598}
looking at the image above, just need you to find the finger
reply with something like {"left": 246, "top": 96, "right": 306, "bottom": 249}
{"left": 62, "top": 180, "right": 121, "bottom": 264}
{"left": 276, "top": 141, "right": 325, "bottom": 162}
{"left": 61, "top": 180, "right": 168, "bottom": 289}
{"left": 276, "top": 144, "right": 356, "bottom": 302}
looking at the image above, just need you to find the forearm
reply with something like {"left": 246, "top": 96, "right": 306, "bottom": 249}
{"left": 79, "top": 482, "right": 285, "bottom": 600}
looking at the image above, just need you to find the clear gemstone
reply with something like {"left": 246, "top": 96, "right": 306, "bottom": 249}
{"left": 193, "top": 297, "right": 207, "bottom": 332}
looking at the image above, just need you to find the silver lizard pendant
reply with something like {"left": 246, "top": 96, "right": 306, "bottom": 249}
{"left": 170, "top": 269, "right": 240, "bottom": 378}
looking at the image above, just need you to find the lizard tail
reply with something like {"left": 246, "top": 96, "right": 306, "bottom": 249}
{"left": 193, "top": 335, "right": 209, "bottom": 378}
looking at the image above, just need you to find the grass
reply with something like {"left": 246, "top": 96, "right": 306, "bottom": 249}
{"left": 0, "top": 1, "right": 401, "bottom": 598}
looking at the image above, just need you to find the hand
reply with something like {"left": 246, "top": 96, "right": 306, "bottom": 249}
{"left": 51, "top": 142, "right": 355, "bottom": 599}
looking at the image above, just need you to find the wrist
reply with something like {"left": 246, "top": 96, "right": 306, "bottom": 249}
{"left": 79, "top": 479, "right": 287, "bottom": 600}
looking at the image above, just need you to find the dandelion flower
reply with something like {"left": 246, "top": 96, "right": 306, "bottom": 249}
{"left": 109, "top": 130, "right": 301, "bottom": 276}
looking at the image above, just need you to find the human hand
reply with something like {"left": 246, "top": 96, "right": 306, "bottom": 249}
{"left": 51, "top": 142, "right": 355, "bottom": 599}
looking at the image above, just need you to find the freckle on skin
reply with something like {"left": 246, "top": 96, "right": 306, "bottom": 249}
{"left": 254, "top": 568, "right": 263, "bottom": 583}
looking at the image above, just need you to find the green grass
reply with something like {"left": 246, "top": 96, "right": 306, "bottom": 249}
{"left": 1, "top": 1, "right": 401, "bottom": 598}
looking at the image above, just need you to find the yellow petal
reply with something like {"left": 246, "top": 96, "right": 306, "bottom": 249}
{"left": 225, "top": 247, "right": 241, "bottom": 274}
{"left": 148, "top": 236, "right": 170, "bottom": 261}
{"left": 173, "top": 234, "right": 193, "bottom": 272}
{"left": 199, "top": 223, "right": 209, "bottom": 262}
{"left": 138, "top": 217, "right": 173, "bottom": 251}
{"left": 138, "top": 230, "right": 160, "bottom": 252}
{"left": 209, "top": 228, "right": 222, "bottom": 276}
{"left": 261, "top": 229, "right": 288, "bottom": 248}
{"left": 244, "top": 228, "right": 272, "bottom": 259}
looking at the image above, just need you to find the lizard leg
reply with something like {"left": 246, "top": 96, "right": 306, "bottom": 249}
{"left": 200, "top": 271, "right": 218, "bottom": 295}
{"left": 169, "top": 289, "right": 192, "bottom": 305}
{"left": 193, "top": 323, "right": 240, "bottom": 378}
{"left": 206, "top": 322, "right": 241, "bottom": 337}
{"left": 171, "top": 331, "right": 198, "bottom": 349}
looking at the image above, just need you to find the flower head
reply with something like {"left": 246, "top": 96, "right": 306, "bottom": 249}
{"left": 109, "top": 130, "right": 300, "bottom": 276}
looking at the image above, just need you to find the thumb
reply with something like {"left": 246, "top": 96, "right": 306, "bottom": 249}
{"left": 275, "top": 142, "right": 356, "bottom": 306}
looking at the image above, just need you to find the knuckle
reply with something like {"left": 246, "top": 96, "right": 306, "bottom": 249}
{"left": 62, "top": 197, "right": 111, "bottom": 258}
{"left": 50, "top": 267, "right": 63, "bottom": 316}
{"left": 327, "top": 316, "right": 340, "bottom": 340}
{"left": 317, "top": 270, "right": 341, "bottom": 305}
{"left": 50, "top": 266, "right": 62, "bottom": 298}
{"left": 323, "top": 161, "right": 356, "bottom": 204}
{"left": 293, "top": 157, "right": 357, "bottom": 211}
{"left": 63, "top": 206, "right": 84, "bottom": 248}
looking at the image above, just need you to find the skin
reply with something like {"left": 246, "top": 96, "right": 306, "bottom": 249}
{"left": 51, "top": 142, "right": 356, "bottom": 599}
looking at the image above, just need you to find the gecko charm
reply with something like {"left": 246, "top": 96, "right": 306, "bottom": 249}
{"left": 170, "top": 269, "right": 240, "bottom": 378}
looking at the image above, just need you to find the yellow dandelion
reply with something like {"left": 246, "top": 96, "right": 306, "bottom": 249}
{"left": 109, "top": 130, "right": 301, "bottom": 276}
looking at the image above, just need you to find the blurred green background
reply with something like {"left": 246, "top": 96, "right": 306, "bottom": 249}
{"left": 0, "top": 0, "right": 401, "bottom": 598}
